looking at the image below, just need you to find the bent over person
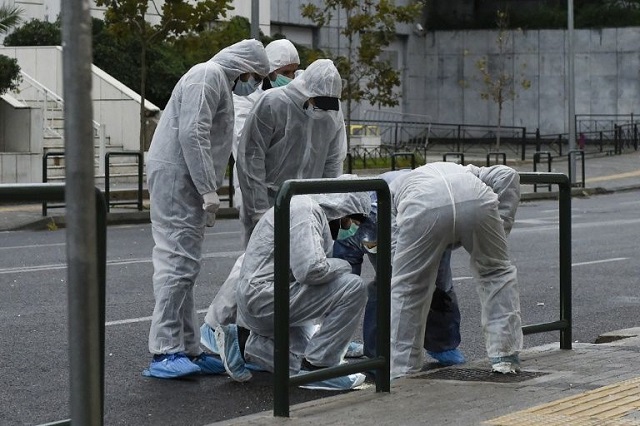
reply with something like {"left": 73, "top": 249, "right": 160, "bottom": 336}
{"left": 389, "top": 162, "right": 523, "bottom": 379}
{"left": 143, "top": 39, "right": 269, "bottom": 379}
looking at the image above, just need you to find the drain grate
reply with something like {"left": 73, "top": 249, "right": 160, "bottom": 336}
{"left": 412, "top": 367, "right": 548, "bottom": 383}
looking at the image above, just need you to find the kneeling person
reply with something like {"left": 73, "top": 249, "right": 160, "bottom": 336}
{"left": 216, "top": 191, "right": 371, "bottom": 391}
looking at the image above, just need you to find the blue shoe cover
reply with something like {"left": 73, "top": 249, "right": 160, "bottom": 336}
{"left": 345, "top": 341, "right": 364, "bottom": 358}
{"left": 203, "top": 323, "right": 264, "bottom": 371}
{"left": 193, "top": 353, "right": 225, "bottom": 375}
{"left": 142, "top": 353, "right": 201, "bottom": 379}
{"left": 427, "top": 349, "right": 466, "bottom": 366}
{"left": 298, "top": 372, "right": 366, "bottom": 391}
{"left": 215, "top": 324, "right": 253, "bottom": 382}
{"left": 245, "top": 362, "right": 267, "bottom": 372}
{"left": 200, "top": 323, "right": 219, "bottom": 355}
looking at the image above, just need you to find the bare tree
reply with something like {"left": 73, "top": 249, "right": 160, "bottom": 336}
{"left": 476, "top": 9, "right": 530, "bottom": 150}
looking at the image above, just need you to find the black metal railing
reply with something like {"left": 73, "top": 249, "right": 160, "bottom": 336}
{"left": 391, "top": 152, "right": 416, "bottom": 170}
{"left": 443, "top": 152, "right": 465, "bottom": 165}
{"left": 42, "top": 151, "right": 66, "bottom": 216}
{"left": 273, "top": 178, "right": 391, "bottom": 417}
{"left": 533, "top": 151, "right": 553, "bottom": 192}
{"left": 486, "top": 152, "right": 507, "bottom": 166}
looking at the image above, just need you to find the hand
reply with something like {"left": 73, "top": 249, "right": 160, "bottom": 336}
{"left": 203, "top": 191, "right": 220, "bottom": 214}
{"left": 205, "top": 211, "right": 216, "bottom": 227}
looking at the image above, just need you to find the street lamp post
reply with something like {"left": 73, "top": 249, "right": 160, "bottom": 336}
{"left": 251, "top": 0, "right": 259, "bottom": 39}
{"left": 568, "top": 0, "right": 576, "bottom": 183}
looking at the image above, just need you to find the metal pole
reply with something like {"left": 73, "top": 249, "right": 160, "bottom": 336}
{"left": 567, "top": 0, "right": 576, "bottom": 183}
{"left": 251, "top": 0, "right": 260, "bottom": 39}
{"left": 61, "top": 0, "right": 103, "bottom": 423}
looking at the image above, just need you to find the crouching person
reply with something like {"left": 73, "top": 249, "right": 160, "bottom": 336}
{"left": 215, "top": 191, "right": 372, "bottom": 390}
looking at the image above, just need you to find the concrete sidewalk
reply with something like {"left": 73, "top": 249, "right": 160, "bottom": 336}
{"left": 211, "top": 328, "right": 640, "bottom": 426}
{"left": 1, "top": 151, "right": 639, "bottom": 232}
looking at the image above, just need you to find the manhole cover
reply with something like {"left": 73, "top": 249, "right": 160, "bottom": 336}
{"left": 412, "top": 368, "right": 548, "bottom": 383}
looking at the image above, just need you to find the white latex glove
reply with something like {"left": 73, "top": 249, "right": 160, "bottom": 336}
{"left": 203, "top": 191, "right": 220, "bottom": 227}
{"left": 203, "top": 191, "right": 220, "bottom": 214}
{"left": 205, "top": 212, "right": 216, "bottom": 227}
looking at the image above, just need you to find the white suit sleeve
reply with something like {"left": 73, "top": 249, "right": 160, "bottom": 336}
{"left": 466, "top": 164, "right": 520, "bottom": 235}
{"left": 289, "top": 203, "right": 352, "bottom": 285}
{"left": 322, "top": 113, "right": 347, "bottom": 178}
{"left": 237, "top": 100, "right": 273, "bottom": 219}
{"left": 178, "top": 79, "right": 220, "bottom": 194}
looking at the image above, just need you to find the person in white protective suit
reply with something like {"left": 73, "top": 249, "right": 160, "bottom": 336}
{"left": 198, "top": 58, "right": 346, "bottom": 349}
{"left": 214, "top": 191, "right": 372, "bottom": 391}
{"left": 388, "top": 162, "right": 523, "bottom": 379}
{"left": 236, "top": 58, "right": 347, "bottom": 247}
{"left": 230, "top": 39, "right": 300, "bottom": 211}
{"left": 143, "top": 39, "right": 269, "bottom": 379}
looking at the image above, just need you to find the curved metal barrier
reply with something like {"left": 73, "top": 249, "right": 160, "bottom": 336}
{"left": 104, "top": 151, "right": 144, "bottom": 212}
{"left": 519, "top": 172, "right": 572, "bottom": 349}
{"left": 273, "top": 178, "right": 391, "bottom": 417}
{"left": 443, "top": 152, "right": 465, "bottom": 165}
{"left": 486, "top": 152, "right": 507, "bottom": 166}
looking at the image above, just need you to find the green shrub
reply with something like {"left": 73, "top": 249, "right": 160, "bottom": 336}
{"left": 3, "top": 18, "right": 61, "bottom": 46}
{"left": 0, "top": 54, "right": 22, "bottom": 95}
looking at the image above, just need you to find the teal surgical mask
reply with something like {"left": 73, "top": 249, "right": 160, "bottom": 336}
{"left": 337, "top": 223, "right": 359, "bottom": 240}
{"left": 272, "top": 74, "right": 292, "bottom": 87}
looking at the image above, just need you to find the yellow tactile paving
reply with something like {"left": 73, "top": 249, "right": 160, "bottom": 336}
{"left": 484, "top": 376, "right": 640, "bottom": 426}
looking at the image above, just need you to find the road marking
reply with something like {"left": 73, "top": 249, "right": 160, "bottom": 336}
{"left": 485, "top": 376, "right": 640, "bottom": 425}
{"left": 513, "top": 217, "right": 640, "bottom": 233}
{"left": 0, "top": 242, "right": 65, "bottom": 251}
{"left": 105, "top": 308, "right": 209, "bottom": 326}
{"left": 0, "top": 250, "right": 243, "bottom": 275}
{"left": 573, "top": 257, "right": 627, "bottom": 267}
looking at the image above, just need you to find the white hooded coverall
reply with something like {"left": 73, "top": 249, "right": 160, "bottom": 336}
{"left": 146, "top": 39, "right": 269, "bottom": 355}
{"left": 389, "top": 162, "right": 523, "bottom": 378}
{"left": 230, "top": 39, "right": 300, "bottom": 210}
{"left": 237, "top": 58, "right": 347, "bottom": 247}
{"left": 236, "top": 191, "right": 371, "bottom": 374}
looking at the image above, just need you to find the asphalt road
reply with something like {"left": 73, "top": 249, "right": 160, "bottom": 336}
{"left": 1, "top": 190, "right": 639, "bottom": 425}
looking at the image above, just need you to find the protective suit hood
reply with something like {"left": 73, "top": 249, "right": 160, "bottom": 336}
{"left": 265, "top": 39, "right": 300, "bottom": 73}
{"left": 309, "top": 191, "right": 371, "bottom": 221}
{"left": 212, "top": 39, "right": 269, "bottom": 84}
{"left": 286, "top": 59, "right": 342, "bottom": 101}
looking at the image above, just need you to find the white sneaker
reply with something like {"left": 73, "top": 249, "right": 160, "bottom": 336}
{"left": 299, "top": 372, "right": 366, "bottom": 391}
